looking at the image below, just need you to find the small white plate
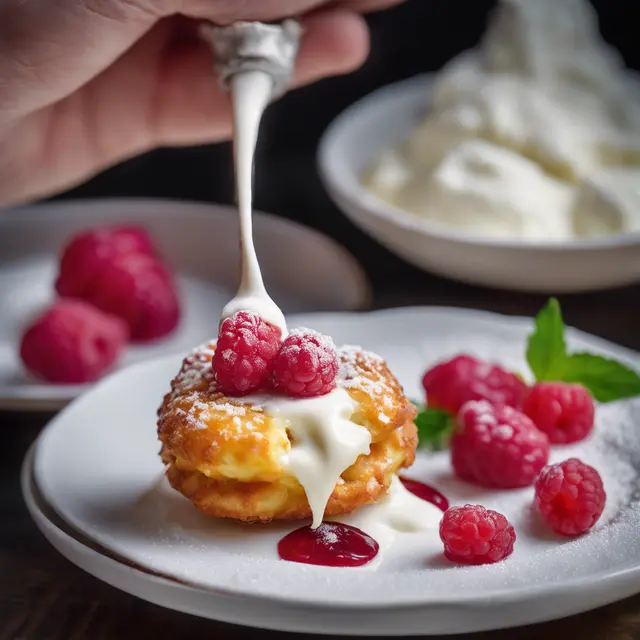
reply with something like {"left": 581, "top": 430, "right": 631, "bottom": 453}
{"left": 0, "top": 198, "right": 368, "bottom": 410}
{"left": 30, "top": 307, "right": 640, "bottom": 635}
{"left": 318, "top": 74, "right": 640, "bottom": 293}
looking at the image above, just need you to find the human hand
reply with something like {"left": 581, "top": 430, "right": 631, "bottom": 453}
{"left": 0, "top": 0, "right": 402, "bottom": 205}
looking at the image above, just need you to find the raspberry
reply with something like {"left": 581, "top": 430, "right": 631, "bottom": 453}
{"left": 452, "top": 400, "right": 550, "bottom": 488}
{"left": 523, "top": 382, "right": 595, "bottom": 444}
{"left": 534, "top": 458, "right": 606, "bottom": 537}
{"left": 212, "top": 311, "right": 282, "bottom": 396}
{"left": 439, "top": 504, "right": 516, "bottom": 565}
{"left": 422, "top": 355, "right": 527, "bottom": 415}
{"left": 56, "top": 225, "right": 156, "bottom": 298}
{"left": 19, "top": 300, "right": 128, "bottom": 384}
{"left": 84, "top": 253, "right": 181, "bottom": 342}
{"left": 273, "top": 329, "right": 339, "bottom": 398}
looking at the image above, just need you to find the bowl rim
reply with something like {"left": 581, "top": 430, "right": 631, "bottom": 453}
{"left": 318, "top": 72, "right": 640, "bottom": 253}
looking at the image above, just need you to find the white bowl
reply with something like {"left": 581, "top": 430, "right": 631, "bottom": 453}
{"left": 318, "top": 74, "right": 640, "bottom": 293}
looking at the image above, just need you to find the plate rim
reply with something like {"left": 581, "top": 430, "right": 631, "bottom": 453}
{"left": 31, "top": 305, "right": 640, "bottom": 610}
{"left": 21, "top": 444, "right": 640, "bottom": 636}
{"left": 0, "top": 197, "right": 371, "bottom": 410}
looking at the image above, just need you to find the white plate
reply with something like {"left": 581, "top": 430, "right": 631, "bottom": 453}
{"left": 23, "top": 446, "right": 377, "bottom": 636}
{"left": 30, "top": 307, "right": 640, "bottom": 635}
{"left": 318, "top": 74, "right": 640, "bottom": 292}
{"left": 0, "top": 198, "right": 368, "bottom": 410}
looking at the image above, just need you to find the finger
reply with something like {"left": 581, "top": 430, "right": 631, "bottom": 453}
{"left": 157, "top": 0, "right": 327, "bottom": 23}
{"left": 0, "top": 0, "right": 388, "bottom": 118}
{"left": 335, "top": 0, "right": 405, "bottom": 12}
{"left": 150, "top": 0, "right": 403, "bottom": 23}
{"left": 166, "top": 9, "right": 368, "bottom": 145}
{"left": 293, "top": 8, "right": 370, "bottom": 85}
{"left": 119, "top": 8, "right": 369, "bottom": 148}
{"left": 11, "top": 9, "right": 368, "bottom": 201}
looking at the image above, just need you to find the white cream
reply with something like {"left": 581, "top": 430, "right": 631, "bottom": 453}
{"left": 366, "top": 0, "right": 640, "bottom": 240}
{"left": 477, "top": 0, "right": 640, "bottom": 167}
{"left": 221, "top": 71, "right": 287, "bottom": 334}
{"left": 342, "top": 476, "right": 443, "bottom": 535}
{"left": 572, "top": 168, "right": 640, "bottom": 237}
{"left": 364, "top": 149, "right": 413, "bottom": 204}
{"left": 428, "top": 75, "right": 598, "bottom": 181}
{"left": 253, "top": 382, "right": 441, "bottom": 536}
{"left": 246, "top": 389, "right": 371, "bottom": 529}
{"left": 396, "top": 140, "right": 574, "bottom": 240}
{"left": 480, "top": 0, "right": 623, "bottom": 89}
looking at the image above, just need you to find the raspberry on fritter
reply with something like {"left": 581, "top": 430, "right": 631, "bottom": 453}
{"left": 56, "top": 225, "right": 156, "bottom": 298}
{"left": 19, "top": 300, "right": 128, "bottom": 384}
{"left": 272, "top": 328, "right": 339, "bottom": 398}
{"left": 534, "top": 458, "right": 606, "bottom": 537}
{"left": 523, "top": 382, "right": 595, "bottom": 444}
{"left": 422, "top": 354, "right": 528, "bottom": 415}
{"left": 452, "top": 400, "right": 550, "bottom": 488}
{"left": 84, "top": 253, "right": 181, "bottom": 342}
{"left": 439, "top": 504, "right": 516, "bottom": 565}
{"left": 212, "top": 311, "right": 282, "bottom": 396}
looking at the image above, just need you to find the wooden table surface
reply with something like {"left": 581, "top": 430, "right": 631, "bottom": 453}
{"left": 2, "top": 279, "right": 640, "bottom": 640}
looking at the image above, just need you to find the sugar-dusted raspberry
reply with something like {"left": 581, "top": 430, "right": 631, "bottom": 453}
{"left": 272, "top": 328, "right": 339, "bottom": 398}
{"left": 422, "top": 354, "right": 528, "bottom": 415}
{"left": 534, "top": 458, "right": 606, "bottom": 537}
{"left": 212, "top": 311, "right": 282, "bottom": 396}
{"left": 84, "top": 253, "right": 181, "bottom": 342}
{"left": 439, "top": 504, "right": 516, "bottom": 565}
{"left": 452, "top": 400, "right": 550, "bottom": 488}
{"left": 523, "top": 382, "right": 595, "bottom": 444}
{"left": 56, "top": 225, "right": 156, "bottom": 298}
{"left": 19, "top": 300, "right": 128, "bottom": 384}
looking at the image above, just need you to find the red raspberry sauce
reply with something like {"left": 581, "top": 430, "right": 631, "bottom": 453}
{"left": 278, "top": 522, "right": 379, "bottom": 567}
{"left": 400, "top": 477, "right": 449, "bottom": 512}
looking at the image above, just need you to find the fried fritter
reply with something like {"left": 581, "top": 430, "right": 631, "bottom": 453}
{"left": 157, "top": 342, "right": 417, "bottom": 522}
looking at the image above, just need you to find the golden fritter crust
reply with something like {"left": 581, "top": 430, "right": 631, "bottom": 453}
{"left": 157, "top": 342, "right": 417, "bottom": 522}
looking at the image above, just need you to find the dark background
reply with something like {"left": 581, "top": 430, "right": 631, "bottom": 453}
{"left": 51, "top": 0, "right": 640, "bottom": 290}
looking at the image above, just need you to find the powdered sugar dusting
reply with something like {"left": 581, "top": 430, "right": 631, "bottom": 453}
{"left": 164, "top": 337, "right": 393, "bottom": 421}
{"left": 574, "top": 400, "right": 640, "bottom": 524}
{"left": 288, "top": 327, "right": 336, "bottom": 353}
{"left": 317, "top": 523, "right": 341, "bottom": 546}
{"left": 163, "top": 341, "right": 263, "bottom": 427}
{"left": 171, "top": 342, "right": 216, "bottom": 396}
{"left": 338, "top": 344, "right": 392, "bottom": 401}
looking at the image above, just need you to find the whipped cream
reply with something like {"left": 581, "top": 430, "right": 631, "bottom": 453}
{"left": 365, "top": 0, "right": 640, "bottom": 240}
{"left": 398, "top": 140, "right": 574, "bottom": 240}
{"left": 480, "top": 0, "right": 622, "bottom": 89}
{"left": 427, "top": 73, "right": 599, "bottom": 181}
{"left": 572, "top": 169, "right": 640, "bottom": 237}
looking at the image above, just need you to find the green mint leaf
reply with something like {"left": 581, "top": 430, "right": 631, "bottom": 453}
{"left": 555, "top": 352, "right": 640, "bottom": 403}
{"left": 526, "top": 297, "right": 567, "bottom": 381}
{"left": 415, "top": 408, "right": 453, "bottom": 451}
